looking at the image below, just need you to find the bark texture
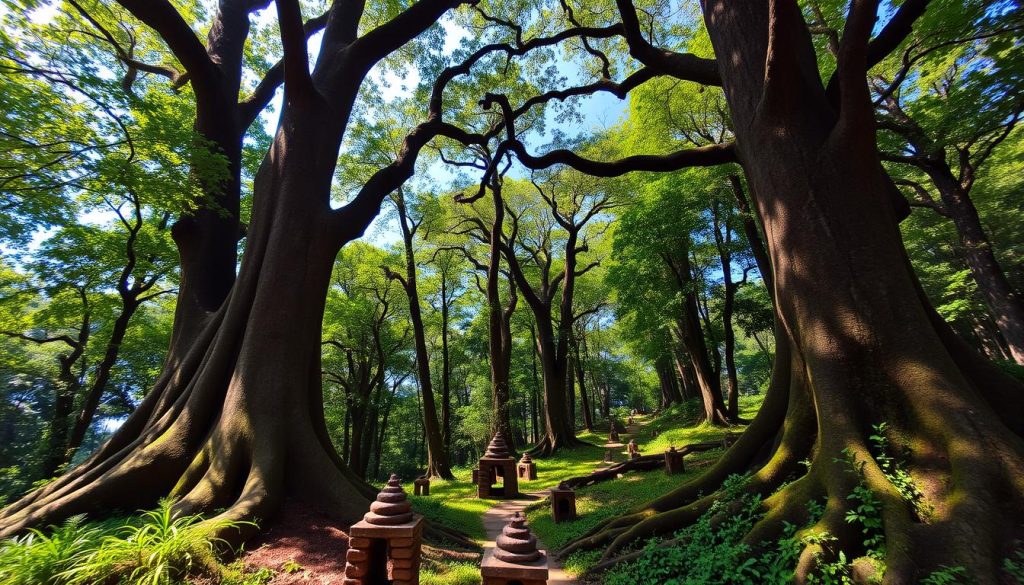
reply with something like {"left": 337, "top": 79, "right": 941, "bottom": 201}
{"left": 560, "top": 1, "right": 1024, "bottom": 581}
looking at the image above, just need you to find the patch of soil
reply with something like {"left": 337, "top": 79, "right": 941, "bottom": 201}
{"left": 240, "top": 501, "right": 351, "bottom": 584}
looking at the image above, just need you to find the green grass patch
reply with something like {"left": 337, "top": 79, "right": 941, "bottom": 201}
{"left": 407, "top": 468, "right": 493, "bottom": 542}
{"left": 405, "top": 430, "right": 624, "bottom": 544}
{"left": 524, "top": 395, "right": 765, "bottom": 577}
{"left": 405, "top": 394, "right": 767, "bottom": 580}
{"left": 420, "top": 561, "right": 481, "bottom": 585}
{"left": 0, "top": 500, "right": 248, "bottom": 585}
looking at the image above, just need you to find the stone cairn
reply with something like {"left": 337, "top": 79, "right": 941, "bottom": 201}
{"left": 478, "top": 431, "right": 519, "bottom": 498}
{"left": 481, "top": 512, "right": 548, "bottom": 585}
{"left": 517, "top": 452, "right": 537, "bottom": 480}
{"left": 365, "top": 474, "right": 414, "bottom": 524}
{"left": 344, "top": 474, "right": 423, "bottom": 585}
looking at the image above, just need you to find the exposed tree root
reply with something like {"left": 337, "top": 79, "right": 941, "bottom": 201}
{"left": 0, "top": 203, "right": 377, "bottom": 546}
{"left": 527, "top": 433, "right": 592, "bottom": 457}
{"left": 424, "top": 522, "right": 480, "bottom": 550}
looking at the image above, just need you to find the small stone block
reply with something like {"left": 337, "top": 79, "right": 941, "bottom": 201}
{"left": 345, "top": 563, "right": 367, "bottom": 578}
{"left": 392, "top": 558, "right": 415, "bottom": 569}
{"left": 391, "top": 546, "right": 415, "bottom": 559}
{"left": 348, "top": 537, "right": 371, "bottom": 548}
{"left": 350, "top": 515, "right": 423, "bottom": 539}
{"left": 390, "top": 537, "right": 415, "bottom": 547}
{"left": 346, "top": 548, "right": 368, "bottom": 562}
{"left": 481, "top": 547, "right": 549, "bottom": 582}
{"left": 392, "top": 569, "right": 415, "bottom": 580}
{"left": 551, "top": 486, "right": 577, "bottom": 523}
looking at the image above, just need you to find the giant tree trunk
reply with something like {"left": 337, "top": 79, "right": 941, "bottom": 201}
{"left": 566, "top": 1, "right": 1024, "bottom": 580}
{"left": 922, "top": 163, "right": 1024, "bottom": 365}
{"left": 0, "top": 112, "right": 376, "bottom": 540}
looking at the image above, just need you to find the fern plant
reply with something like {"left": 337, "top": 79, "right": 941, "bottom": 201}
{"left": 60, "top": 499, "right": 245, "bottom": 585}
{"left": 0, "top": 515, "right": 102, "bottom": 585}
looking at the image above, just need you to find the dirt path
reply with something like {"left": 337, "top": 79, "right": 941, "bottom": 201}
{"left": 481, "top": 492, "right": 575, "bottom": 585}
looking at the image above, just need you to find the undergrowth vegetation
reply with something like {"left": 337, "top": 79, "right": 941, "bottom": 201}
{"left": 0, "top": 500, "right": 254, "bottom": 585}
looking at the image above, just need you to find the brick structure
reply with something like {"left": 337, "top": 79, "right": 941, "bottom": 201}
{"left": 608, "top": 419, "right": 620, "bottom": 442}
{"left": 517, "top": 453, "right": 537, "bottom": 480}
{"left": 344, "top": 474, "right": 424, "bottom": 585}
{"left": 627, "top": 439, "right": 640, "bottom": 460}
{"left": 550, "top": 483, "right": 577, "bottom": 523}
{"left": 481, "top": 512, "right": 548, "bottom": 585}
{"left": 602, "top": 439, "right": 624, "bottom": 463}
{"left": 664, "top": 446, "right": 685, "bottom": 475}
{"left": 478, "top": 432, "right": 518, "bottom": 498}
{"left": 413, "top": 476, "right": 430, "bottom": 496}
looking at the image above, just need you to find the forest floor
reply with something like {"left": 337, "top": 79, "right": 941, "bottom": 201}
{"left": 481, "top": 493, "right": 574, "bottom": 584}
{"left": 237, "top": 394, "right": 764, "bottom": 584}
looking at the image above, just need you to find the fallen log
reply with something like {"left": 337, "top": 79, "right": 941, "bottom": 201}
{"left": 558, "top": 440, "right": 725, "bottom": 490}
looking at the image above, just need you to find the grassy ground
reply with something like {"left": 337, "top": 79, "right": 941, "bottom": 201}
{"left": 526, "top": 395, "right": 765, "bottom": 577}
{"left": 406, "top": 429, "right": 615, "bottom": 543}
{"left": 411, "top": 394, "right": 765, "bottom": 580}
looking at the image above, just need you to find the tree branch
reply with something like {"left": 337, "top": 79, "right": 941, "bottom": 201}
{"left": 113, "top": 0, "right": 216, "bottom": 93}
{"left": 239, "top": 10, "right": 330, "bottom": 125}
{"left": 614, "top": 0, "right": 719, "bottom": 85}
{"left": 276, "top": 0, "right": 317, "bottom": 105}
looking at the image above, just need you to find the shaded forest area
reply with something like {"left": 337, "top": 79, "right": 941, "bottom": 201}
{"left": 1, "top": 0, "right": 1023, "bottom": 583}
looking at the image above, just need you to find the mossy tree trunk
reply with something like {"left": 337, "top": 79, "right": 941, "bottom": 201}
{"left": 0, "top": 0, "right": 474, "bottom": 540}
{"left": 554, "top": 0, "right": 1024, "bottom": 580}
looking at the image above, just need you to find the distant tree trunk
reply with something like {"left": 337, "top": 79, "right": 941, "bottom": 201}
{"left": 712, "top": 200, "right": 743, "bottom": 422}
{"left": 373, "top": 378, "right": 400, "bottom": 480}
{"left": 389, "top": 189, "right": 453, "bottom": 479}
{"left": 41, "top": 310, "right": 90, "bottom": 478}
{"left": 529, "top": 322, "right": 540, "bottom": 443}
{"left": 921, "top": 164, "right": 1024, "bottom": 364}
{"left": 667, "top": 246, "right": 730, "bottom": 425}
{"left": 573, "top": 334, "right": 594, "bottom": 431}
{"left": 479, "top": 178, "right": 519, "bottom": 453}
{"left": 566, "top": 353, "right": 576, "bottom": 429}
{"left": 342, "top": 405, "right": 351, "bottom": 462}
{"left": 440, "top": 279, "right": 452, "bottom": 457}
{"left": 527, "top": 310, "right": 584, "bottom": 454}
{"left": 729, "top": 175, "right": 774, "bottom": 297}
{"left": 656, "top": 355, "right": 683, "bottom": 408}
